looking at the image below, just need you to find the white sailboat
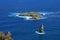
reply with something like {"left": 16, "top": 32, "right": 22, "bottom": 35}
{"left": 35, "top": 24, "right": 45, "bottom": 34}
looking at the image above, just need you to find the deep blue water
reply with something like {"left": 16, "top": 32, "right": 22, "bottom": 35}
{"left": 0, "top": 0, "right": 60, "bottom": 40}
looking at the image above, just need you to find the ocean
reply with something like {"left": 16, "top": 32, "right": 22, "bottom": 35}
{"left": 0, "top": 0, "right": 60, "bottom": 40}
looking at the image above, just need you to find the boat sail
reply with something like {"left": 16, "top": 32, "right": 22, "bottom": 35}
{"left": 39, "top": 24, "right": 44, "bottom": 33}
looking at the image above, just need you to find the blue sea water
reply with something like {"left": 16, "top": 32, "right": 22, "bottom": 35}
{"left": 0, "top": 0, "right": 60, "bottom": 40}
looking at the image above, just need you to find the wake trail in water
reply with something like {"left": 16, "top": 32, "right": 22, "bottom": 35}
{"left": 46, "top": 12, "right": 60, "bottom": 18}
{"left": 8, "top": 13, "right": 20, "bottom": 17}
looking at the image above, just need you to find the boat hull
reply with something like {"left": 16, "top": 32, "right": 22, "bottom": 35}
{"left": 35, "top": 31, "right": 45, "bottom": 34}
